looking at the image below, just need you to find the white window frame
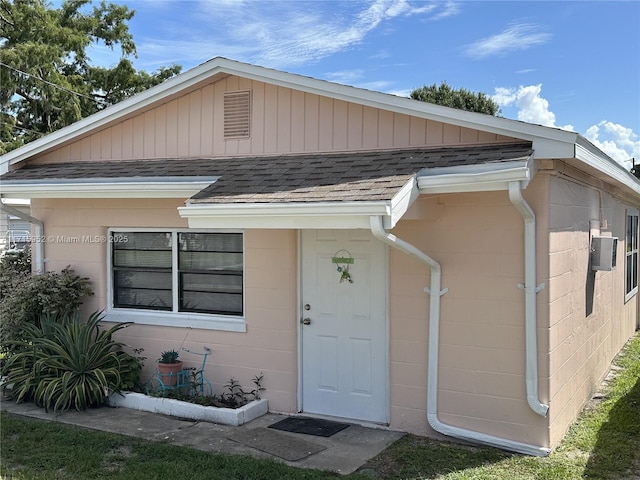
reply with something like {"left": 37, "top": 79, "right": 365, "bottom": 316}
{"left": 104, "top": 228, "right": 246, "bottom": 332}
{"left": 625, "top": 208, "right": 638, "bottom": 302}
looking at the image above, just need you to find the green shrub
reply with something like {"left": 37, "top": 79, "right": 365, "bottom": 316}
{"left": 0, "top": 267, "right": 93, "bottom": 346}
{"left": 0, "top": 246, "right": 32, "bottom": 279}
{"left": 1, "top": 311, "right": 139, "bottom": 412}
{"left": 116, "top": 348, "right": 146, "bottom": 392}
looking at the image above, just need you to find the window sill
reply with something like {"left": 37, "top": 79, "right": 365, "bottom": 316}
{"left": 103, "top": 309, "right": 247, "bottom": 332}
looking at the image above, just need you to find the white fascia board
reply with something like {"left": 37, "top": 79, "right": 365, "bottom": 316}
{"left": 1, "top": 61, "right": 232, "bottom": 167}
{"left": 228, "top": 59, "right": 579, "bottom": 145}
{"left": 178, "top": 201, "right": 393, "bottom": 229}
{"left": 0, "top": 177, "right": 218, "bottom": 199}
{"left": 417, "top": 158, "right": 534, "bottom": 194}
{"left": 389, "top": 177, "right": 420, "bottom": 228}
{"left": 575, "top": 141, "right": 640, "bottom": 196}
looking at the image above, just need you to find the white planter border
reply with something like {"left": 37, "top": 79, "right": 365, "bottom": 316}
{"left": 108, "top": 392, "right": 268, "bottom": 426}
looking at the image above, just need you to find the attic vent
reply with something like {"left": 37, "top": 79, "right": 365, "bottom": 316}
{"left": 224, "top": 90, "right": 251, "bottom": 138}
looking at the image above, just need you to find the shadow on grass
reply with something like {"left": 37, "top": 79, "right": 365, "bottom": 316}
{"left": 361, "top": 435, "right": 513, "bottom": 479}
{"left": 583, "top": 376, "right": 640, "bottom": 479}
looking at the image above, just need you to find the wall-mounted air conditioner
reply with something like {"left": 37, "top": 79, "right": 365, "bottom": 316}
{"left": 591, "top": 236, "right": 618, "bottom": 271}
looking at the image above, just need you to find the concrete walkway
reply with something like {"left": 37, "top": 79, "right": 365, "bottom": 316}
{"left": 1, "top": 399, "right": 403, "bottom": 475}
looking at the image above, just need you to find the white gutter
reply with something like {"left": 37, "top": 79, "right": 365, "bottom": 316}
{"left": 0, "top": 177, "right": 219, "bottom": 199}
{"left": 369, "top": 215, "right": 550, "bottom": 456}
{"left": 417, "top": 158, "right": 534, "bottom": 194}
{"left": 0, "top": 203, "right": 44, "bottom": 274}
{"left": 508, "top": 182, "right": 550, "bottom": 417}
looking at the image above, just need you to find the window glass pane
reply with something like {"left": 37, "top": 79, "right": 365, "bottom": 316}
{"left": 178, "top": 233, "right": 243, "bottom": 316}
{"left": 626, "top": 213, "right": 639, "bottom": 295}
{"left": 114, "top": 250, "right": 172, "bottom": 268}
{"left": 114, "top": 232, "right": 172, "bottom": 250}
{"left": 115, "top": 270, "right": 172, "bottom": 289}
{"left": 115, "top": 287, "right": 172, "bottom": 310}
{"left": 181, "top": 291, "right": 242, "bottom": 315}
{"left": 112, "top": 232, "right": 173, "bottom": 310}
{"left": 181, "top": 273, "right": 243, "bottom": 294}
{"left": 179, "top": 233, "right": 242, "bottom": 252}
{"left": 179, "top": 252, "right": 242, "bottom": 271}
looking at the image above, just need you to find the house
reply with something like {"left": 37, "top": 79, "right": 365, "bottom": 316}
{"left": 0, "top": 198, "right": 31, "bottom": 252}
{"left": 1, "top": 57, "right": 638, "bottom": 456}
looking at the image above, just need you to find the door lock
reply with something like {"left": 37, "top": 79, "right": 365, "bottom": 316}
{"left": 301, "top": 318, "right": 311, "bottom": 325}
{"left": 304, "top": 304, "right": 311, "bottom": 310}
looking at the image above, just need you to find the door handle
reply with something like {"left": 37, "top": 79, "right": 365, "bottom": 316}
{"left": 301, "top": 318, "right": 311, "bottom": 325}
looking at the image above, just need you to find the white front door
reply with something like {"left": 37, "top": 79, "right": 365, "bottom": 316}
{"left": 301, "top": 229, "right": 388, "bottom": 423}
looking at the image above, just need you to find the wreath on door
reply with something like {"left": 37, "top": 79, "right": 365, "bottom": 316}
{"left": 332, "top": 250, "right": 354, "bottom": 284}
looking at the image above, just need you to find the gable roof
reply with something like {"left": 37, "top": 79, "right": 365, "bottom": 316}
{"left": 1, "top": 57, "right": 637, "bottom": 200}
{"left": 0, "top": 58, "right": 612, "bottom": 165}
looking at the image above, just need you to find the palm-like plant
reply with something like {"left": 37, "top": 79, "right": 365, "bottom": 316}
{"left": 2, "top": 311, "right": 136, "bottom": 412}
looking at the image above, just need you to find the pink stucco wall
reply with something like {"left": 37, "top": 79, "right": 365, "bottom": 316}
{"left": 30, "top": 198, "right": 299, "bottom": 413}
{"left": 545, "top": 170, "right": 638, "bottom": 447}
{"left": 28, "top": 165, "right": 639, "bottom": 449}
{"left": 388, "top": 184, "right": 550, "bottom": 446}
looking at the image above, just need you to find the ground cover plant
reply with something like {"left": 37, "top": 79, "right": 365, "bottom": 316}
{"left": 148, "top": 373, "right": 265, "bottom": 409}
{"left": 1, "top": 332, "right": 639, "bottom": 479}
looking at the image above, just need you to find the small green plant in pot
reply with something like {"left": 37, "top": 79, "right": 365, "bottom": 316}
{"left": 157, "top": 349, "right": 183, "bottom": 387}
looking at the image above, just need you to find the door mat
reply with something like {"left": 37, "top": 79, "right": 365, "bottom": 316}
{"left": 227, "top": 427, "right": 326, "bottom": 461}
{"left": 268, "top": 416, "right": 350, "bottom": 437}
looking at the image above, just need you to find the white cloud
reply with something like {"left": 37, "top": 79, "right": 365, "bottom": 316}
{"left": 584, "top": 121, "right": 640, "bottom": 170}
{"left": 430, "top": 1, "right": 460, "bottom": 20}
{"left": 134, "top": 1, "right": 459, "bottom": 70}
{"left": 493, "top": 85, "right": 640, "bottom": 169}
{"left": 465, "top": 23, "right": 552, "bottom": 59}
{"left": 493, "top": 84, "right": 574, "bottom": 131}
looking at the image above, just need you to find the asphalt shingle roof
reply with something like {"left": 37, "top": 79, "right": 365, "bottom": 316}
{"left": 1, "top": 143, "right": 533, "bottom": 203}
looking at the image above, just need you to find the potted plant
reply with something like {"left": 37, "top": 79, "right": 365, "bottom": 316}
{"left": 157, "top": 349, "right": 183, "bottom": 387}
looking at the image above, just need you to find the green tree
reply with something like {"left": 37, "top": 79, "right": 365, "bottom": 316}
{"left": 0, "top": 0, "right": 181, "bottom": 153}
{"left": 410, "top": 81, "right": 501, "bottom": 116}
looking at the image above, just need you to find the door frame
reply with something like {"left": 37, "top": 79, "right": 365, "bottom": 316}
{"left": 296, "top": 229, "right": 390, "bottom": 424}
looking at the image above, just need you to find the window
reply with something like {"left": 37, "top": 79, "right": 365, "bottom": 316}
{"left": 626, "top": 209, "right": 638, "bottom": 300}
{"left": 112, "top": 231, "right": 243, "bottom": 316}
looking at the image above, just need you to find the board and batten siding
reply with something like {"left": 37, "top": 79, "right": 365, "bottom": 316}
{"left": 30, "top": 75, "right": 519, "bottom": 164}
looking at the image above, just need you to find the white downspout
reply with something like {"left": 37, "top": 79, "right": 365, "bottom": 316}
{"left": 0, "top": 203, "right": 45, "bottom": 274}
{"left": 508, "top": 182, "right": 549, "bottom": 417}
{"left": 370, "top": 215, "right": 550, "bottom": 456}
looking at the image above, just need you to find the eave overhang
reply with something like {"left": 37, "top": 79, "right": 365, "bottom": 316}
{"left": 179, "top": 201, "right": 393, "bottom": 229}
{"left": 0, "top": 176, "right": 219, "bottom": 199}
{"left": 179, "top": 177, "right": 419, "bottom": 230}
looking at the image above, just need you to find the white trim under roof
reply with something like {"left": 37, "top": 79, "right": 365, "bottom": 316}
{"left": 0, "top": 176, "right": 219, "bottom": 199}
{"left": 418, "top": 157, "right": 535, "bottom": 194}
{"left": 574, "top": 140, "right": 640, "bottom": 196}
{"left": 180, "top": 201, "right": 395, "bottom": 230}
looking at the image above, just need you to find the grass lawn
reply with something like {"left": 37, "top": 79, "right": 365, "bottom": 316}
{"left": 1, "top": 332, "right": 639, "bottom": 480}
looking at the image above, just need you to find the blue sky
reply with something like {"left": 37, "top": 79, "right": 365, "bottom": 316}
{"left": 94, "top": 0, "right": 640, "bottom": 169}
